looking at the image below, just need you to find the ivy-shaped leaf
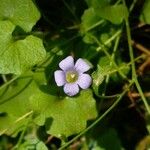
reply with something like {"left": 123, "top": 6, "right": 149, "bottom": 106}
{"left": 0, "top": 0, "right": 40, "bottom": 32}
{"left": 0, "top": 20, "right": 46, "bottom": 75}
{"left": 0, "top": 72, "right": 97, "bottom": 137}
{"left": 91, "top": 0, "right": 128, "bottom": 24}
{"left": 30, "top": 89, "right": 97, "bottom": 137}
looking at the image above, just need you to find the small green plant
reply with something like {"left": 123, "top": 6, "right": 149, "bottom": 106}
{"left": 0, "top": 0, "right": 150, "bottom": 149}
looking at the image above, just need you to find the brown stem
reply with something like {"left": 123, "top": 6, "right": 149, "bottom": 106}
{"left": 131, "top": 40, "right": 150, "bottom": 56}
{"left": 45, "top": 135, "right": 54, "bottom": 144}
{"left": 130, "top": 92, "right": 150, "bottom": 98}
{"left": 138, "top": 58, "right": 150, "bottom": 75}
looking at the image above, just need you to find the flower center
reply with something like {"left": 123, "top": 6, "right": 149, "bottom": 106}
{"left": 66, "top": 71, "right": 78, "bottom": 83}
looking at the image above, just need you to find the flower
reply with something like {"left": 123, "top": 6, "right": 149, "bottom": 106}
{"left": 54, "top": 56, "right": 92, "bottom": 96}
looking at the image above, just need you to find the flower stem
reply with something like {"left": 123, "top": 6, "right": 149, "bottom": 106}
{"left": 122, "top": 0, "right": 150, "bottom": 115}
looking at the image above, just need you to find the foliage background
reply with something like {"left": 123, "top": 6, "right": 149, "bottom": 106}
{"left": 0, "top": 0, "right": 150, "bottom": 149}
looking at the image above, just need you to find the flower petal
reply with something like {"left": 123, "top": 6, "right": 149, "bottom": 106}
{"left": 64, "top": 83, "right": 79, "bottom": 96}
{"left": 59, "top": 56, "right": 74, "bottom": 71}
{"left": 54, "top": 70, "right": 66, "bottom": 86}
{"left": 77, "top": 74, "right": 92, "bottom": 89}
{"left": 75, "top": 58, "right": 91, "bottom": 73}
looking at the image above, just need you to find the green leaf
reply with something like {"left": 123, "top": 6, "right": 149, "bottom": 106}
{"left": 92, "top": 56, "right": 114, "bottom": 95}
{"left": 0, "top": 0, "right": 40, "bottom": 32}
{"left": 140, "top": 0, "right": 150, "bottom": 24}
{"left": 30, "top": 89, "right": 97, "bottom": 137}
{"left": 0, "top": 72, "right": 46, "bottom": 135}
{"left": 0, "top": 77, "right": 36, "bottom": 135}
{"left": 36, "top": 142, "right": 48, "bottom": 150}
{"left": 92, "top": 56, "right": 129, "bottom": 95}
{"left": 18, "top": 134, "right": 48, "bottom": 150}
{"left": 0, "top": 20, "right": 46, "bottom": 75}
{"left": 92, "top": 65, "right": 105, "bottom": 96}
{"left": 0, "top": 72, "right": 97, "bottom": 137}
{"left": 92, "top": 128, "right": 123, "bottom": 150}
{"left": 92, "top": 0, "right": 128, "bottom": 24}
{"left": 80, "top": 7, "right": 103, "bottom": 33}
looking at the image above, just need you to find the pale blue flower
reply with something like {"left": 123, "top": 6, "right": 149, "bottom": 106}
{"left": 54, "top": 56, "right": 92, "bottom": 96}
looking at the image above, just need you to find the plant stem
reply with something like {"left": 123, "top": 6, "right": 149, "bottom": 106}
{"left": 62, "top": 0, "right": 79, "bottom": 23}
{"left": 86, "top": 20, "right": 104, "bottom": 32}
{"left": 129, "top": 0, "right": 137, "bottom": 11}
{"left": 12, "top": 117, "right": 31, "bottom": 149}
{"left": 58, "top": 82, "right": 133, "bottom": 150}
{"left": 0, "top": 76, "right": 19, "bottom": 91}
{"left": 0, "top": 111, "right": 33, "bottom": 135}
{"left": 96, "top": 30, "right": 122, "bottom": 51}
{"left": 1, "top": 75, "right": 7, "bottom": 83}
{"left": 92, "top": 32, "right": 127, "bottom": 79}
{"left": 99, "top": 36, "right": 121, "bottom": 109}
{"left": 123, "top": 0, "right": 150, "bottom": 115}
